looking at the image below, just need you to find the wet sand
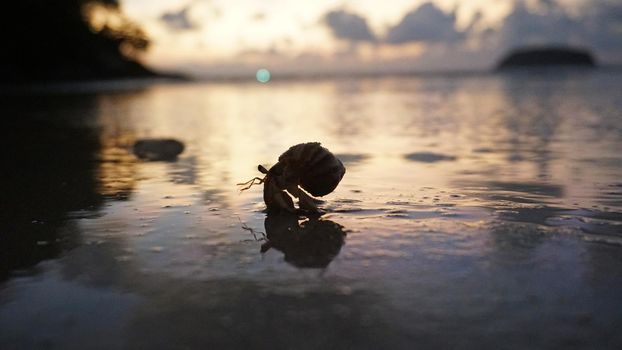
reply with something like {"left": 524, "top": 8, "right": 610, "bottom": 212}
{"left": 1, "top": 72, "right": 622, "bottom": 349}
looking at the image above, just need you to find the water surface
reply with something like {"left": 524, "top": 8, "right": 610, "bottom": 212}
{"left": 1, "top": 71, "right": 622, "bottom": 349}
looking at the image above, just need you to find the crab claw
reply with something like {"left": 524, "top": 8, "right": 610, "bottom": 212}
{"left": 264, "top": 177, "right": 296, "bottom": 213}
{"left": 297, "top": 189, "right": 320, "bottom": 213}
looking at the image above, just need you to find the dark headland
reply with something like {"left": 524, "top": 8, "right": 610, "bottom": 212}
{"left": 1, "top": 1, "right": 180, "bottom": 84}
{"left": 496, "top": 46, "right": 597, "bottom": 70}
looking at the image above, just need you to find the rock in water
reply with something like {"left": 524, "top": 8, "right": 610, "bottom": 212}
{"left": 133, "top": 139, "right": 184, "bottom": 161}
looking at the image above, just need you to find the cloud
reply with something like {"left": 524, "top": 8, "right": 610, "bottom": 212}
{"left": 160, "top": 6, "right": 198, "bottom": 31}
{"left": 498, "top": 1, "right": 582, "bottom": 48}
{"left": 376, "top": 0, "right": 622, "bottom": 69}
{"left": 494, "top": 0, "right": 622, "bottom": 59}
{"left": 386, "top": 2, "right": 464, "bottom": 44}
{"left": 585, "top": 2, "right": 622, "bottom": 54}
{"left": 251, "top": 12, "right": 266, "bottom": 22}
{"left": 323, "top": 9, "right": 376, "bottom": 43}
{"left": 155, "top": 0, "right": 622, "bottom": 75}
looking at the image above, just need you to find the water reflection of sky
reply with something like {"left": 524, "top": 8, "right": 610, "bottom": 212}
{"left": 1, "top": 72, "right": 622, "bottom": 348}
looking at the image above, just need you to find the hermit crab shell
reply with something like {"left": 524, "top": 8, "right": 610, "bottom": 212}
{"left": 277, "top": 142, "right": 345, "bottom": 197}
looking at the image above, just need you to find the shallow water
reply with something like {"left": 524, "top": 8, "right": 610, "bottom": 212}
{"left": 1, "top": 71, "right": 622, "bottom": 349}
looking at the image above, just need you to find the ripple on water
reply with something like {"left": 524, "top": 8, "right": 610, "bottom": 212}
{"left": 404, "top": 152, "right": 457, "bottom": 163}
{"left": 546, "top": 209, "right": 622, "bottom": 237}
{"left": 334, "top": 153, "right": 370, "bottom": 165}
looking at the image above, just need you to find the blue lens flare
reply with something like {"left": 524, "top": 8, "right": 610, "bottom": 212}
{"left": 256, "top": 68, "right": 271, "bottom": 83}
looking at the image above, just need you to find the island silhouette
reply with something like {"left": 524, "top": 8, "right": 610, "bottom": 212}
{"left": 496, "top": 46, "right": 597, "bottom": 70}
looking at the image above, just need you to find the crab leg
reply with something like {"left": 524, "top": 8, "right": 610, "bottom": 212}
{"left": 297, "top": 188, "right": 319, "bottom": 213}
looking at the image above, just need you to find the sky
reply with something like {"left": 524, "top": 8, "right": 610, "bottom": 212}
{"left": 119, "top": 0, "right": 622, "bottom": 76}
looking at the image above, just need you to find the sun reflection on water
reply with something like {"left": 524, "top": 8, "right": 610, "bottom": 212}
{"left": 74, "top": 74, "right": 622, "bottom": 276}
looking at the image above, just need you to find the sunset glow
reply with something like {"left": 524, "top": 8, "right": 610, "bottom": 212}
{"left": 119, "top": 0, "right": 621, "bottom": 76}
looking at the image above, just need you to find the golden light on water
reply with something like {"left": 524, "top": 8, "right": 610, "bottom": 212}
{"left": 62, "top": 74, "right": 619, "bottom": 297}
{"left": 88, "top": 76, "right": 621, "bottom": 221}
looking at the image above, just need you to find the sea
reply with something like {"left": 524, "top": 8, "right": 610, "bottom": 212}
{"left": 1, "top": 69, "right": 621, "bottom": 349}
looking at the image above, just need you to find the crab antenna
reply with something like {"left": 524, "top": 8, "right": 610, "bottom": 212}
{"left": 236, "top": 177, "right": 265, "bottom": 192}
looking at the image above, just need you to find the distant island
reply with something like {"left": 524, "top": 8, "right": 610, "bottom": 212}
{"left": 496, "top": 46, "right": 596, "bottom": 70}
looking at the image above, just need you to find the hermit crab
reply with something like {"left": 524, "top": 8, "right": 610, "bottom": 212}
{"left": 237, "top": 142, "right": 346, "bottom": 213}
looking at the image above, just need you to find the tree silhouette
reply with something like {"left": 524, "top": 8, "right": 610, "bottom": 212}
{"left": 1, "top": 0, "right": 156, "bottom": 82}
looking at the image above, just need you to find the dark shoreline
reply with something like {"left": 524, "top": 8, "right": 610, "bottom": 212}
{"left": 3, "top": 65, "right": 622, "bottom": 95}
{"left": 0, "top": 74, "right": 190, "bottom": 95}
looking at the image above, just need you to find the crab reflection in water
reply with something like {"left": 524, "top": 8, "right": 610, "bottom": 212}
{"left": 260, "top": 214, "right": 347, "bottom": 269}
